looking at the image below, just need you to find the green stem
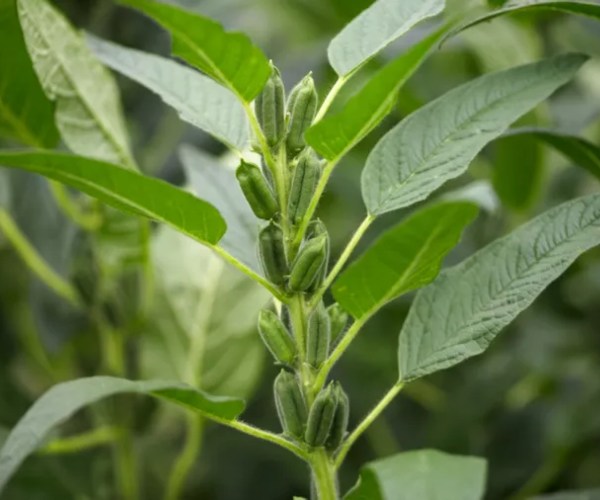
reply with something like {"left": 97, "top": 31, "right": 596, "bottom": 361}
{"left": 310, "top": 449, "right": 339, "bottom": 500}
{"left": 115, "top": 431, "right": 138, "bottom": 500}
{"left": 313, "top": 77, "right": 347, "bottom": 124}
{"left": 334, "top": 383, "right": 404, "bottom": 468}
{"left": 49, "top": 181, "right": 103, "bottom": 231}
{"left": 39, "top": 426, "right": 121, "bottom": 455}
{"left": 0, "top": 208, "right": 81, "bottom": 307}
{"left": 507, "top": 447, "right": 569, "bottom": 500}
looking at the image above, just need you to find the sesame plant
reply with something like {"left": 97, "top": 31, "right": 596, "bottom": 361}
{"left": 1, "top": 0, "right": 600, "bottom": 499}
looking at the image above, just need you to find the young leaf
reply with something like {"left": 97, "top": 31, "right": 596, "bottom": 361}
{"left": 333, "top": 202, "right": 478, "bottom": 320}
{"left": 0, "top": 151, "right": 226, "bottom": 246}
{"left": 345, "top": 449, "right": 487, "bottom": 500}
{"left": 362, "top": 54, "right": 587, "bottom": 216}
{"left": 0, "top": 0, "right": 58, "bottom": 147}
{"left": 87, "top": 35, "right": 249, "bottom": 151}
{"left": 398, "top": 193, "right": 600, "bottom": 383}
{"left": 505, "top": 127, "right": 600, "bottom": 181}
{"left": 17, "top": 0, "right": 134, "bottom": 167}
{"left": 307, "top": 26, "right": 448, "bottom": 162}
{"left": 0, "top": 376, "right": 244, "bottom": 493}
{"left": 328, "top": 0, "right": 445, "bottom": 77}
{"left": 179, "top": 145, "right": 261, "bottom": 272}
{"left": 119, "top": 0, "right": 271, "bottom": 102}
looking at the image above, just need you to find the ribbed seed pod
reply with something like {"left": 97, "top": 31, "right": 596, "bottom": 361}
{"left": 326, "top": 383, "right": 350, "bottom": 453}
{"left": 306, "top": 302, "right": 331, "bottom": 368}
{"left": 236, "top": 160, "right": 279, "bottom": 220}
{"left": 288, "top": 233, "right": 328, "bottom": 292}
{"left": 305, "top": 384, "right": 338, "bottom": 447}
{"left": 258, "top": 309, "right": 296, "bottom": 365}
{"left": 259, "top": 222, "right": 287, "bottom": 286}
{"left": 307, "top": 219, "right": 330, "bottom": 291}
{"left": 286, "top": 74, "right": 318, "bottom": 155}
{"left": 274, "top": 370, "right": 308, "bottom": 438}
{"left": 256, "top": 65, "right": 285, "bottom": 147}
{"left": 287, "top": 151, "right": 321, "bottom": 225}
{"left": 327, "top": 303, "right": 349, "bottom": 345}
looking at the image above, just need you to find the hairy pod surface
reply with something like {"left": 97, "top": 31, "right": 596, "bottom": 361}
{"left": 274, "top": 370, "right": 308, "bottom": 438}
{"left": 288, "top": 233, "right": 329, "bottom": 292}
{"left": 327, "top": 303, "right": 349, "bottom": 345}
{"left": 256, "top": 65, "right": 285, "bottom": 147}
{"left": 236, "top": 160, "right": 279, "bottom": 220}
{"left": 259, "top": 222, "right": 288, "bottom": 286}
{"left": 305, "top": 384, "right": 338, "bottom": 447}
{"left": 288, "top": 151, "right": 321, "bottom": 225}
{"left": 307, "top": 219, "right": 330, "bottom": 291}
{"left": 306, "top": 302, "right": 331, "bottom": 368}
{"left": 286, "top": 74, "right": 318, "bottom": 155}
{"left": 325, "top": 383, "right": 350, "bottom": 453}
{"left": 258, "top": 309, "right": 296, "bottom": 365}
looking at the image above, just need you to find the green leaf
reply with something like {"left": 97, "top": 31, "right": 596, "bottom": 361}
{"left": 0, "top": 376, "right": 244, "bottom": 493}
{"left": 533, "top": 490, "right": 600, "bottom": 500}
{"left": 0, "top": 151, "right": 226, "bottom": 246}
{"left": 87, "top": 35, "right": 249, "bottom": 151}
{"left": 362, "top": 54, "right": 586, "bottom": 216}
{"left": 119, "top": 0, "right": 271, "bottom": 102}
{"left": 180, "top": 145, "right": 261, "bottom": 272}
{"left": 505, "top": 127, "right": 600, "bottom": 181}
{"left": 307, "top": 26, "right": 448, "bottom": 161}
{"left": 17, "top": 0, "right": 134, "bottom": 167}
{"left": 333, "top": 202, "right": 478, "bottom": 320}
{"left": 398, "top": 193, "right": 600, "bottom": 382}
{"left": 0, "top": 0, "right": 58, "bottom": 147}
{"left": 328, "top": 0, "right": 445, "bottom": 77}
{"left": 345, "top": 449, "right": 487, "bottom": 500}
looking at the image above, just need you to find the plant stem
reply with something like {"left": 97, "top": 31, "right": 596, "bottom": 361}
{"left": 0, "top": 208, "right": 81, "bottom": 307}
{"left": 314, "top": 77, "right": 347, "bottom": 123}
{"left": 334, "top": 383, "right": 404, "bottom": 468}
{"left": 310, "top": 449, "right": 339, "bottom": 500}
{"left": 49, "top": 181, "right": 103, "bottom": 231}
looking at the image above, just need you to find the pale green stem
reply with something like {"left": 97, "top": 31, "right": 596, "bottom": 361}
{"left": 39, "top": 426, "right": 121, "bottom": 455}
{"left": 138, "top": 220, "right": 155, "bottom": 319}
{"left": 0, "top": 208, "right": 81, "bottom": 307}
{"left": 310, "top": 449, "right": 339, "bottom": 500}
{"left": 308, "top": 215, "right": 374, "bottom": 310}
{"left": 334, "top": 383, "right": 404, "bottom": 468}
{"left": 115, "top": 432, "right": 138, "bottom": 500}
{"left": 313, "top": 77, "right": 347, "bottom": 123}
{"left": 49, "top": 181, "right": 103, "bottom": 231}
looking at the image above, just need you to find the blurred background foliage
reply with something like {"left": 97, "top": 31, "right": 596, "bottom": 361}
{"left": 1, "top": 0, "right": 600, "bottom": 499}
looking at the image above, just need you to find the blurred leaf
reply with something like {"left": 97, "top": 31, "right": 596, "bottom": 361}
{"left": 307, "top": 26, "right": 448, "bottom": 161}
{"left": 333, "top": 202, "right": 478, "bottom": 320}
{"left": 0, "top": 0, "right": 58, "bottom": 147}
{"left": 533, "top": 490, "right": 600, "bottom": 499}
{"left": 0, "top": 376, "right": 245, "bottom": 493}
{"left": 398, "top": 193, "right": 600, "bottom": 382}
{"left": 327, "top": 0, "right": 445, "bottom": 76}
{"left": 17, "top": 0, "right": 134, "bottom": 167}
{"left": 119, "top": 0, "right": 271, "bottom": 102}
{"left": 0, "top": 151, "right": 226, "bottom": 246}
{"left": 345, "top": 449, "right": 487, "bottom": 500}
{"left": 180, "top": 145, "right": 261, "bottom": 271}
{"left": 440, "top": 181, "right": 500, "bottom": 214}
{"left": 505, "top": 127, "right": 600, "bottom": 181}
{"left": 88, "top": 35, "right": 249, "bottom": 151}
{"left": 361, "top": 54, "right": 586, "bottom": 216}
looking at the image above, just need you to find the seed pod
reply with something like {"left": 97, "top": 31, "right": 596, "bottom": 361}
{"left": 274, "top": 370, "right": 308, "bottom": 438}
{"left": 286, "top": 74, "right": 318, "bottom": 154}
{"left": 288, "top": 233, "right": 328, "bottom": 292}
{"left": 306, "top": 302, "right": 331, "bottom": 368}
{"left": 307, "top": 219, "right": 330, "bottom": 291}
{"left": 326, "top": 383, "right": 350, "bottom": 453}
{"left": 259, "top": 222, "right": 287, "bottom": 286}
{"left": 256, "top": 64, "right": 285, "bottom": 147}
{"left": 279, "top": 305, "right": 293, "bottom": 333}
{"left": 236, "top": 160, "right": 279, "bottom": 220}
{"left": 288, "top": 151, "right": 321, "bottom": 225}
{"left": 327, "top": 303, "right": 349, "bottom": 345}
{"left": 258, "top": 309, "right": 296, "bottom": 365}
{"left": 305, "top": 384, "right": 338, "bottom": 447}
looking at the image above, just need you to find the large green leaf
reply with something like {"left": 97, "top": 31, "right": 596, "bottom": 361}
{"left": 333, "top": 202, "right": 478, "bottom": 320}
{"left": 328, "top": 0, "right": 445, "bottom": 77}
{"left": 119, "top": 0, "right": 271, "bottom": 102}
{"left": 345, "top": 449, "right": 487, "bottom": 500}
{"left": 180, "top": 145, "right": 261, "bottom": 271}
{"left": 361, "top": 54, "right": 586, "bottom": 216}
{"left": 534, "top": 490, "right": 600, "bottom": 500}
{"left": 17, "top": 0, "right": 134, "bottom": 167}
{"left": 0, "top": 0, "right": 58, "bottom": 147}
{"left": 0, "top": 376, "right": 244, "bottom": 493}
{"left": 398, "top": 193, "right": 600, "bottom": 382}
{"left": 87, "top": 35, "right": 249, "bottom": 151}
{"left": 307, "top": 26, "right": 447, "bottom": 162}
{"left": 0, "top": 151, "right": 226, "bottom": 246}
{"left": 506, "top": 127, "right": 600, "bottom": 181}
